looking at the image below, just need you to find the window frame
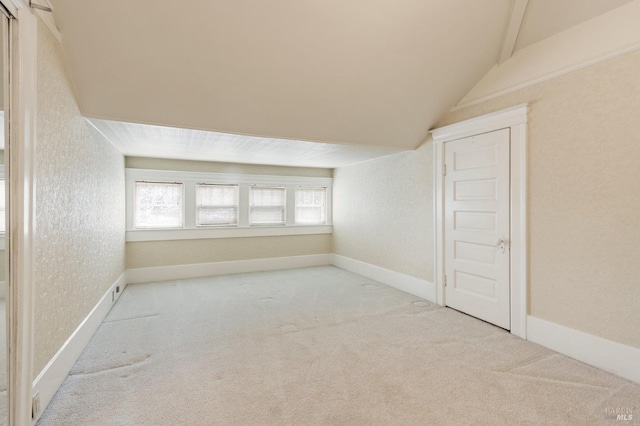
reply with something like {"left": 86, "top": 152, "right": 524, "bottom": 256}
{"left": 294, "top": 186, "right": 328, "bottom": 226}
{"left": 125, "top": 168, "right": 332, "bottom": 242}
{"left": 133, "top": 180, "right": 185, "bottom": 230}
{"left": 249, "top": 185, "right": 287, "bottom": 226}
{"left": 196, "top": 183, "right": 239, "bottom": 227}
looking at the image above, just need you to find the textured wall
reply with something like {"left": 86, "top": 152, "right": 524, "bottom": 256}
{"left": 127, "top": 235, "right": 331, "bottom": 269}
{"left": 1, "top": 149, "right": 4, "bottom": 285}
{"left": 0, "top": 248, "right": 4, "bottom": 286}
{"left": 332, "top": 144, "right": 433, "bottom": 281}
{"left": 35, "top": 21, "right": 126, "bottom": 376}
{"left": 125, "top": 157, "right": 332, "bottom": 177}
{"left": 438, "top": 49, "right": 640, "bottom": 348}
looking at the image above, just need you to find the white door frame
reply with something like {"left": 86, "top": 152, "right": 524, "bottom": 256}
{"left": 431, "top": 104, "right": 528, "bottom": 339}
{"left": 4, "top": 2, "right": 38, "bottom": 425}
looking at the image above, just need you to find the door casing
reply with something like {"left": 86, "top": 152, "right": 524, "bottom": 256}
{"left": 432, "top": 104, "right": 528, "bottom": 339}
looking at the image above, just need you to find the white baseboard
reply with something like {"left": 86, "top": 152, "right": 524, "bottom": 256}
{"left": 330, "top": 254, "right": 436, "bottom": 303}
{"left": 126, "top": 254, "right": 332, "bottom": 284}
{"left": 27, "top": 259, "right": 640, "bottom": 426}
{"left": 527, "top": 316, "right": 640, "bottom": 385}
{"left": 32, "top": 273, "right": 127, "bottom": 424}
{"left": 125, "top": 254, "right": 437, "bottom": 305}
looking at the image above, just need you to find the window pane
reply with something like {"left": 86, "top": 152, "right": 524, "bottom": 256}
{"left": 197, "top": 184, "right": 238, "bottom": 226}
{"left": 295, "top": 187, "right": 327, "bottom": 225}
{"left": 134, "top": 181, "right": 183, "bottom": 229}
{"left": 250, "top": 186, "right": 285, "bottom": 225}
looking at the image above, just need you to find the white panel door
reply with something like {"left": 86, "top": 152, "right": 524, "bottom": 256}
{"left": 444, "top": 128, "right": 510, "bottom": 329}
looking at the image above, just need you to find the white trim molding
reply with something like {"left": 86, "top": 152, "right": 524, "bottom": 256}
{"left": 125, "top": 168, "right": 334, "bottom": 187}
{"left": 431, "top": 103, "right": 528, "bottom": 339}
{"left": 454, "top": 0, "right": 640, "bottom": 110}
{"left": 127, "top": 254, "right": 437, "bottom": 302}
{"left": 32, "top": 273, "right": 127, "bottom": 423}
{"left": 331, "top": 255, "right": 436, "bottom": 303}
{"left": 1, "top": 0, "right": 27, "bottom": 17}
{"left": 126, "top": 254, "right": 332, "bottom": 284}
{"left": 9, "top": 7, "right": 38, "bottom": 426}
{"left": 527, "top": 316, "right": 640, "bottom": 385}
{"left": 431, "top": 103, "right": 528, "bottom": 142}
{"left": 126, "top": 225, "right": 333, "bottom": 242}
{"left": 498, "top": 0, "right": 528, "bottom": 64}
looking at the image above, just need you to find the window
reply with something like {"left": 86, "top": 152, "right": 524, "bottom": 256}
{"left": 196, "top": 184, "right": 238, "bottom": 226}
{"left": 249, "top": 186, "right": 286, "bottom": 225}
{"left": 125, "top": 168, "right": 332, "bottom": 241}
{"left": 295, "top": 187, "right": 327, "bottom": 225}
{"left": 134, "top": 181, "right": 183, "bottom": 229}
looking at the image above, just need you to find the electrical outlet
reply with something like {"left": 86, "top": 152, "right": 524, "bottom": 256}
{"left": 116, "top": 285, "right": 120, "bottom": 293}
{"left": 112, "top": 290, "right": 115, "bottom": 302}
{"left": 32, "top": 391, "right": 41, "bottom": 419}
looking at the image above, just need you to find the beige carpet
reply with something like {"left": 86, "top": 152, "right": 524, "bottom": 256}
{"left": 38, "top": 266, "right": 639, "bottom": 425}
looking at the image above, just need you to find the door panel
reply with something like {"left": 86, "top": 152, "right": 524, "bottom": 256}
{"left": 444, "top": 128, "right": 510, "bottom": 329}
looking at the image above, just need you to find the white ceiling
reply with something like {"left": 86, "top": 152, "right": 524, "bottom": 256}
{"left": 49, "top": 1, "right": 631, "bottom": 168}
{"left": 88, "top": 118, "right": 403, "bottom": 168}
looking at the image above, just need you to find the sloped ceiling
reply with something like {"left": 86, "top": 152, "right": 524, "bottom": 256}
{"left": 48, "top": 1, "right": 631, "bottom": 167}
{"left": 50, "top": 0, "right": 514, "bottom": 152}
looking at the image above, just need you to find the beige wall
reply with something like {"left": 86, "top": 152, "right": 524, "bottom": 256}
{"left": 0, "top": 151, "right": 8, "bottom": 292}
{"left": 127, "top": 235, "right": 331, "bottom": 269}
{"left": 332, "top": 144, "right": 433, "bottom": 282}
{"left": 0, "top": 247, "right": 4, "bottom": 287}
{"left": 34, "top": 21, "right": 126, "bottom": 376}
{"left": 125, "top": 156, "right": 332, "bottom": 177}
{"left": 126, "top": 157, "right": 332, "bottom": 270}
{"left": 437, "top": 49, "right": 640, "bottom": 348}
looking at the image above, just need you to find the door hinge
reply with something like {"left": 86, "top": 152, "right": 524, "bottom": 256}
{"left": 443, "top": 164, "right": 447, "bottom": 176}
{"left": 444, "top": 274, "right": 447, "bottom": 287}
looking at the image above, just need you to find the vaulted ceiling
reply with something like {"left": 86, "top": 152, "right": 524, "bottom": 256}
{"left": 48, "top": 0, "right": 633, "bottom": 167}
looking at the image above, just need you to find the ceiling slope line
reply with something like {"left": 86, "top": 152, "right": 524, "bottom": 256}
{"left": 83, "top": 117, "right": 124, "bottom": 155}
{"left": 499, "top": 0, "right": 529, "bottom": 64}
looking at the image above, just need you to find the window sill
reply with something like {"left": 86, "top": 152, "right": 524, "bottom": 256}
{"left": 126, "top": 225, "right": 333, "bottom": 242}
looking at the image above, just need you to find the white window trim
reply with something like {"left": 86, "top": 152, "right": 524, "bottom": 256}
{"left": 294, "top": 186, "right": 328, "bottom": 226}
{"left": 249, "top": 184, "right": 287, "bottom": 226}
{"left": 195, "top": 183, "right": 239, "bottom": 227}
{"left": 133, "top": 180, "right": 185, "bottom": 229}
{"left": 125, "top": 168, "right": 333, "bottom": 242}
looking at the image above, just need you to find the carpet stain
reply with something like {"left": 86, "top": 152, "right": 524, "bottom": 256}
{"left": 280, "top": 324, "right": 299, "bottom": 333}
{"left": 494, "top": 370, "right": 614, "bottom": 390}
{"left": 103, "top": 314, "right": 159, "bottom": 324}
{"left": 70, "top": 353, "right": 152, "bottom": 376}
